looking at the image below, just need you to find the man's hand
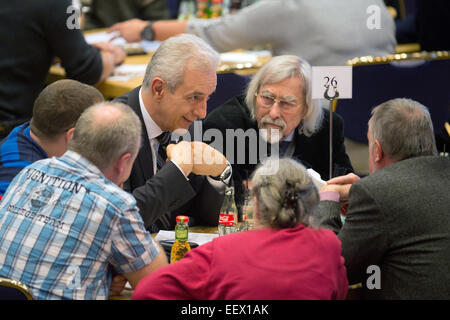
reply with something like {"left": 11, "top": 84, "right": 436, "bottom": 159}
{"left": 190, "top": 141, "right": 227, "bottom": 177}
{"left": 321, "top": 183, "right": 352, "bottom": 201}
{"left": 91, "top": 42, "right": 127, "bottom": 65}
{"left": 166, "top": 141, "right": 193, "bottom": 177}
{"left": 320, "top": 173, "right": 360, "bottom": 202}
{"left": 323, "top": 173, "right": 360, "bottom": 202}
{"left": 326, "top": 173, "right": 360, "bottom": 186}
{"left": 321, "top": 173, "right": 360, "bottom": 216}
{"left": 167, "top": 141, "right": 227, "bottom": 177}
{"left": 108, "top": 19, "right": 149, "bottom": 43}
{"left": 109, "top": 274, "right": 127, "bottom": 297}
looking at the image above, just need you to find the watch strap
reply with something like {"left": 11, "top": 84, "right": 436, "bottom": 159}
{"left": 140, "top": 22, "right": 154, "bottom": 41}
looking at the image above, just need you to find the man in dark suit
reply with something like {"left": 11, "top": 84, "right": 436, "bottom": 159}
{"left": 115, "top": 34, "right": 231, "bottom": 232}
{"left": 315, "top": 98, "right": 450, "bottom": 299}
{"left": 201, "top": 55, "right": 354, "bottom": 216}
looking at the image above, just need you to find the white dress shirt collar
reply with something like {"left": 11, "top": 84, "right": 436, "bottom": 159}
{"left": 283, "top": 129, "right": 295, "bottom": 142}
{"left": 138, "top": 88, "right": 188, "bottom": 179}
{"left": 139, "top": 87, "right": 163, "bottom": 141}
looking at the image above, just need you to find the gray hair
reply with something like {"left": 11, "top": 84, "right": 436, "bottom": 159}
{"left": 369, "top": 98, "right": 437, "bottom": 161}
{"left": 251, "top": 158, "right": 319, "bottom": 229}
{"left": 142, "top": 34, "right": 220, "bottom": 93}
{"left": 245, "top": 55, "right": 323, "bottom": 137}
{"left": 68, "top": 102, "right": 142, "bottom": 170}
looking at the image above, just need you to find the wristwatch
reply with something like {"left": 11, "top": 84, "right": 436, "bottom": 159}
{"left": 215, "top": 161, "right": 232, "bottom": 183}
{"left": 140, "top": 22, "right": 154, "bottom": 41}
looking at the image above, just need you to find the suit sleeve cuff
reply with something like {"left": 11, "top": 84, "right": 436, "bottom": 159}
{"left": 170, "top": 160, "right": 189, "bottom": 181}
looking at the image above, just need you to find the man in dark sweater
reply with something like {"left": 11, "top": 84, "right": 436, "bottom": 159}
{"left": 0, "top": 0, "right": 125, "bottom": 139}
{"left": 202, "top": 55, "right": 354, "bottom": 216}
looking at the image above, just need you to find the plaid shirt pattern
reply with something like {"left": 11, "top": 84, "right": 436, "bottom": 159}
{"left": 0, "top": 151, "right": 159, "bottom": 300}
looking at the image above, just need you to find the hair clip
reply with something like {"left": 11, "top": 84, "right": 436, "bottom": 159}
{"left": 282, "top": 185, "right": 298, "bottom": 209}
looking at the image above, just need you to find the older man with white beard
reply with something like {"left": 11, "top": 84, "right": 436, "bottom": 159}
{"left": 202, "top": 55, "right": 354, "bottom": 218}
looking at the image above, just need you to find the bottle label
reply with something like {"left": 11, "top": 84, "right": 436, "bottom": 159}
{"left": 219, "top": 213, "right": 235, "bottom": 226}
{"left": 175, "top": 228, "right": 188, "bottom": 241}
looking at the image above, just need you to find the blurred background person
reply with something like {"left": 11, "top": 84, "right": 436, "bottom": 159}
{"left": 109, "top": 0, "right": 397, "bottom": 66}
{"left": 132, "top": 158, "right": 348, "bottom": 300}
{"left": 84, "top": 0, "right": 170, "bottom": 30}
{"left": 0, "top": 0, "right": 125, "bottom": 139}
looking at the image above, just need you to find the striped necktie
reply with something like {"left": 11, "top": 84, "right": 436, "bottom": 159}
{"left": 156, "top": 131, "right": 171, "bottom": 171}
{"left": 154, "top": 131, "right": 172, "bottom": 231}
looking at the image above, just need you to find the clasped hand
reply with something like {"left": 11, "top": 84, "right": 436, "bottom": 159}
{"left": 321, "top": 173, "right": 360, "bottom": 216}
{"left": 166, "top": 141, "right": 227, "bottom": 178}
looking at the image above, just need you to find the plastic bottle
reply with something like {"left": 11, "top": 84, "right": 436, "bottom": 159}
{"left": 170, "top": 216, "right": 191, "bottom": 263}
{"left": 240, "top": 191, "right": 254, "bottom": 231}
{"left": 218, "top": 186, "right": 238, "bottom": 235}
{"left": 196, "top": 0, "right": 210, "bottom": 18}
{"left": 222, "top": 0, "right": 231, "bottom": 16}
{"left": 178, "top": 0, "right": 196, "bottom": 20}
{"left": 210, "top": 0, "right": 223, "bottom": 18}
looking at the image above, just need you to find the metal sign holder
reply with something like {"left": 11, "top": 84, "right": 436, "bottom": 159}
{"left": 324, "top": 78, "right": 339, "bottom": 180}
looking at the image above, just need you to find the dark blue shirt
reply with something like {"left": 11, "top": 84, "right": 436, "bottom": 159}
{"left": 0, "top": 122, "right": 47, "bottom": 196}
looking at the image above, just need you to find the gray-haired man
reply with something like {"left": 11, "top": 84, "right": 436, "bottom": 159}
{"left": 115, "top": 34, "right": 230, "bottom": 232}
{"left": 202, "top": 55, "right": 354, "bottom": 218}
{"left": 316, "top": 98, "right": 450, "bottom": 299}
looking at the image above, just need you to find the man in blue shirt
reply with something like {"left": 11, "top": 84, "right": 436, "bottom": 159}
{"left": 0, "top": 79, "right": 104, "bottom": 198}
{"left": 0, "top": 102, "right": 168, "bottom": 299}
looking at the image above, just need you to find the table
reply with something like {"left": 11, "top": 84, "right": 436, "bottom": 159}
{"left": 47, "top": 40, "right": 418, "bottom": 100}
{"left": 395, "top": 43, "right": 421, "bottom": 54}
{"left": 47, "top": 50, "right": 270, "bottom": 99}
{"left": 109, "top": 222, "right": 253, "bottom": 300}
{"left": 109, "top": 224, "right": 220, "bottom": 300}
{"left": 48, "top": 54, "right": 150, "bottom": 98}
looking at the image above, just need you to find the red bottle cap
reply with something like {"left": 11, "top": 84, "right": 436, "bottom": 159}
{"left": 176, "top": 216, "right": 189, "bottom": 223}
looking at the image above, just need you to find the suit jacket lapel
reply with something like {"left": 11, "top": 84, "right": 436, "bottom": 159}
{"left": 128, "top": 86, "right": 155, "bottom": 181}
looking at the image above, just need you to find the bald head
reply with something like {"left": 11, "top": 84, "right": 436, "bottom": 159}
{"left": 90, "top": 103, "right": 125, "bottom": 124}
{"left": 68, "top": 102, "right": 142, "bottom": 170}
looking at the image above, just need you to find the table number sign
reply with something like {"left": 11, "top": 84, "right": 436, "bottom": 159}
{"left": 311, "top": 66, "right": 352, "bottom": 100}
{"left": 312, "top": 66, "right": 353, "bottom": 179}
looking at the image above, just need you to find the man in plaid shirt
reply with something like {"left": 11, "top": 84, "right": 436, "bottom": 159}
{"left": 0, "top": 102, "right": 168, "bottom": 299}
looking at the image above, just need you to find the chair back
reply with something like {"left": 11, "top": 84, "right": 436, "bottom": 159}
{"left": 0, "top": 277, "right": 34, "bottom": 300}
{"left": 336, "top": 51, "right": 450, "bottom": 143}
{"left": 207, "top": 72, "right": 252, "bottom": 114}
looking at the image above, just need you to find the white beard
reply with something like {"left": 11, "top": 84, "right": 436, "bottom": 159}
{"left": 259, "top": 126, "right": 283, "bottom": 144}
{"left": 259, "top": 114, "right": 286, "bottom": 144}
